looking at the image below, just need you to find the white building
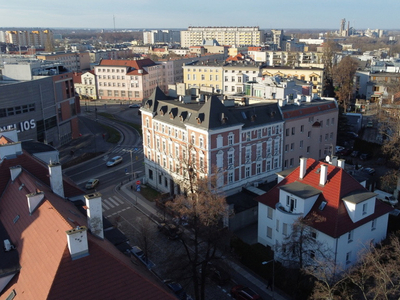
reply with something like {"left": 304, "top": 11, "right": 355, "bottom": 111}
{"left": 257, "top": 157, "right": 393, "bottom": 271}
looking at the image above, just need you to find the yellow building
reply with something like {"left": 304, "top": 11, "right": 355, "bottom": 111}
{"left": 262, "top": 66, "right": 324, "bottom": 96}
{"left": 182, "top": 62, "right": 224, "bottom": 93}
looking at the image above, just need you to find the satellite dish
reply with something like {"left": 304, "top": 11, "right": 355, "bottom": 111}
{"left": 325, "top": 155, "right": 331, "bottom": 162}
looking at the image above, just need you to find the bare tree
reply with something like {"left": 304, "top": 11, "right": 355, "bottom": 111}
{"left": 166, "top": 148, "right": 230, "bottom": 300}
{"left": 332, "top": 56, "right": 359, "bottom": 111}
{"left": 322, "top": 36, "right": 340, "bottom": 97}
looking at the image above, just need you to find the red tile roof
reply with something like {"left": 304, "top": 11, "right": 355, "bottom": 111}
{"left": 0, "top": 139, "right": 175, "bottom": 299}
{"left": 256, "top": 159, "right": 393, "bottom": 238}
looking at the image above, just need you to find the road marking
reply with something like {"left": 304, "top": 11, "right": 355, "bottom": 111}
{"left": 104, "top": 199, "right": 115, "bottom": 208}
{"left": 111, "top": 196, "right": 124, "bottom": 205}
{"left": 108, "top": 197, "right": 120, "bottom": 206}
{"left": 102, "top": 202, "right": 111, "bottom": 210}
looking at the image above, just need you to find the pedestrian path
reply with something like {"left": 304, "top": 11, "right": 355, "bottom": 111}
{"left": 102, "top": 195, "right": 131, "bottom": 217}
{"left": 110, "top": 145, "right": 144, "bottom": 156}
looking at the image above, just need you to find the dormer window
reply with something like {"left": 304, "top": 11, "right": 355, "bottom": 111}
{"left": 362, "top": 203, "right": 368, "bottom": 215}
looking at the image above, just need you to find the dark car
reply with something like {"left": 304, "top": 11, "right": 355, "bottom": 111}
{"left": 360, "top": 153, "right": 372, "bottom": 160}
{"left": 157, "top": 222, "right": 183, "bottom": 240}
{"left": 231, "top": 285, "right": 262, "bottom": 300}
{"left": 166, "top": 281, "right": 193, "bottom": 300}
{"left": 129, "top": 104, "right": 141, "bottom": 108}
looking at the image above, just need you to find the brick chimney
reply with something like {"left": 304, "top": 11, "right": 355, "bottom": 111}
{"left": 48, "top": 161, "right": 64, "bottom": 198}
{"left": 85, "top": 192, "right": 104, "bottom": 239}
{"left": 66, "top": 226, "right": 89, "bottom": 260}
{"left": 26, "top": 191, "right": 45, "bottom": 214}
{"left": 10, "top": 165, "right": 22, "bottom": 181}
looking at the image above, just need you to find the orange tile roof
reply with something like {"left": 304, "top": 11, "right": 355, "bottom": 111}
{"left": 256, "top": 158, "right": 393, "bottom": 238}
{"left": 0, "top": 148, "right": 175, "bottom": 299}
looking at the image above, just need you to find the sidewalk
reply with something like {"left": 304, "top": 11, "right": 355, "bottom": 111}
{"left": 118, "top": 182, "right": 289, "bottom": 300}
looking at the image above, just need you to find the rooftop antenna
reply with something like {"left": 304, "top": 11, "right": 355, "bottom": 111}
{"left": 113, "top": 15, "right": 116, "bottom": 32}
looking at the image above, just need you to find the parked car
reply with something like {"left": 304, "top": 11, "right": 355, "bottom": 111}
{"left": 130, "top": 246, "right": 155, "bottom": 269}
{"left": 374, "top": 189, "right": 399, "bottom": 207}
{"left": 339, "top": 148, "right": 353, "bottom": 156}
{"left": 335, "top": 146, "right": 345, "bottom": 154}
{"left": 157, "top": 222, "right": 183, "bottom": 240}
{"left": 359, "top": 153, "right": 372, "bottom": 161}
{"left": 361, "top": 167, "right": 375, "bottom": 175}
{"left": 85, "top": 178, "right": 99, "bottom": 189}
{"left": 106, "top": 155, "right": 123, "bottom": 167}
{"left": 231, "top": 285, "right": 262, "bottom": 300}
{"left": 129, "top": 104, "right": 141, "bottom": 108}
{"left": 351, "top": 150, "right": 359, "bottom": 157}
{"left": 165, "top": 281, "right": 193, "bottom": 300}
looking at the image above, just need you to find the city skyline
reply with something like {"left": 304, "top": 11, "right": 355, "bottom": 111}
{"left": 1, "top": 0, "right": 399, "bottom": 31}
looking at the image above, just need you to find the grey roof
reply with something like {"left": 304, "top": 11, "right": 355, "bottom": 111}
{"left": 141, "top": 87, "right": 284, "bottom": 131}
{"left": 279, "top": 181, "right": 321, "bottom": 199}
{"left": 21, "top": 140, "right": 57, "bottom": 154}
{"left": 342, "top": 190, "right": 377, "bottom": 204}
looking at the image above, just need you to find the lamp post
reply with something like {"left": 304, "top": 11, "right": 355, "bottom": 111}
{"left": 262, "top": 258, "right": 275, "bottom": 299}
{"left": 123, "top": 149, "right": 135, "bottom": 181}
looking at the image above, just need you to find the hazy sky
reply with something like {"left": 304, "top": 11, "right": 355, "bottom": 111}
{"left": 1, "top": 0, "right": 398, "bottom": 30}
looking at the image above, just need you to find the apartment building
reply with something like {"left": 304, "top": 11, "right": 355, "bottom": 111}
{"left": 279, "top": 97, "right": 339, "bottom": 169}
{"left": 141, "top": 87, "right": 284, "bottom": 196}
{"left": 223, "top": 62, "right": 261, "bottom": 95}
{"left": 182, "top": 61, "right": 224, "bottom": 93}
{"left": 248, "top": 50, "right": 324, "bottom": 67}
{"left": 143, "top": 29, "right": 181, "bottom": 44}
{"left": 73, "top": 71, "right": 97, "bottom": 99}
{"left": 262, "top": 66, "right": 324, "bottom": 96}
{"left": 180, "top": 26, "right": 264, "bottom": 48}
{"left": 1, "top": 29, "right": 53, "bottom": 47}
{"left": 36, "top": 51, "right": 91, "bottom": 72}
{"left": 94, "top": 58, "right": 165, "bottom": 101}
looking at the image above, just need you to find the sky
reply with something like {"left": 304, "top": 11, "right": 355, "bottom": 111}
{"left": 1, "top": 0, "right": 399, "bottom": 30}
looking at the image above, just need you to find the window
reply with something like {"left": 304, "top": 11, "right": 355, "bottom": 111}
{"left": 300, "top": 140, "right": 303, "bottom": 148}
{"left": 290, "top": 143, "right": 294, "bottom": 151}
{"left": 191, "top": 135, "right": 195, "bottom": 145}
{"left": 228, "top": 134, "right": 234, "bottom": 145}
{"left": 199, "top": 137, "right": 204, "bottom": 148}
{"left": 228, "top": 171, "right": 234, "bottom": 183}
{"left": 300, "top": 125, "right": 304, "bottom": 132}
{"left": 286, "top": 128, "right": 290, "bottom": 136}
{"left": 276, "top": 219, "right": 279, "bottom": 232}
{"left": 346, "top": 251, "right": 352, "bottom": 264}
{"left": 267, "top": 207, "right": 273, "bottom": 219}
{"left": 291, "top": 127, "right": 295, "bottom": 135}
{"left": 285, "top": 144, "right": 289, "bottom": 152}
{"left": 307, "top": 131, "right": 311, "bottom": 138}
{"left": 245, "top": 166, "right": 250, "bottom": 178}
{"left": 371, "top": 219, "right": 377, "bottom": 230}
{"left": 256, "top": 163, "right": 261, "bottom": 174}
{"left": 311, "top": 231, "right": 317, "bottom": 240}
{"left": 362, "top": 203, "right": 368, "bottom": 215}
{"left": 246, "top": 132, "right": 251, "bottom": 141}
{"left": 267, "top": 226, "right": 272, "bottom": 238}
{"left": 228, "top": 152, "right": 234, "bottom": 166}
{"left": 267, "top": 160, "right": 271, "bottom": 171}
{"left": 348, "top": 230, "right": 353, "bottom": 243}
{"left": 307, "top": 146, "right": 310, "bottom": 153}
{"left": 245, "top": 147, "right": 251, "bottom": 162}
{"left": 283, "top": 223, "right": 288, "bottom": 236}
{"left": 257, "top": 129, "right": 261, "bottom": 139}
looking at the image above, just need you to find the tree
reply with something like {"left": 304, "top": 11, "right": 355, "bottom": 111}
{"left": 332, "top": 56, "right": 359, "bottom": 111}
{"left": 322, "top": 36, "right": 340, "bottom": 97}
{"left": 166, "top": 151, "right": 230, "bottom": 300}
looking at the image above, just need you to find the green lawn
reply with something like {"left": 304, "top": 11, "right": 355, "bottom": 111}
{"left": 140, "top": 185, "right": 161, "bottom": 202}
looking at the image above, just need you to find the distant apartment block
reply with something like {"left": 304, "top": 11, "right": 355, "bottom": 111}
{"left": 248, "top": 50, "right": 324, "bottom": 68}
{"left": 143, "top": 30, "right": 181, "bottom": 44}
{"left": 180, "top": 26, "right": 264, "bottom": 48}
{"left": 0, "top": 29, "right": 53, "bottom": 47}
{"left": 36, "top": 51, "right": 91, "bottom": 72}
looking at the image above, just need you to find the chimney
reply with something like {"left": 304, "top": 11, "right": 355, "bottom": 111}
{"left": 26, "top": 191, "right": 45, "bottom": 214}
{"left": 10, "top": 165, "right": 22, "bottom": 181}
{"left": 66, "top": 226, "right": 89, "bottom": 260}
{"left": 48, "top": 161, "right": 64, "bottom": 198}
{"left": 338, "top": 159, "right": 345, "bottom": 169}
{"left": 319, "top": 164, "right": 328, "bottom": 186}
{"left": 299, "top": 157, "right": 307, "bottom": 179}
{"left": 85, "top": 192, "right": 104, "bottom": 239}
{"left": 331, "top": 156, "right": 338, "bottom": 166}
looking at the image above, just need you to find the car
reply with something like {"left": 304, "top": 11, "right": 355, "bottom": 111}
{"left": 339, "top": 148, "right": 352, "bottom": 156}
{"left": 165, "top": 281, "right": 193, "bottom": 300}
{"left": 347, "top": 132, "right": 359, "bottom": 139}
{"left": 361, "top": 167, "right": 375, "bottom": 175}
{"left": 85, "top": 178, "right": 99, "bottom": 189}
{"left": 231, "top": 285, "right": 262, "bottom": 300}
{"left": 157, "top": 222, "right": 183, "bottom": 240}
{"left": 335, "top": 146, "right": 345, "bottom": 154}
{"left": 359, "top": 153, "right": 372, "bottom": 160}
{"left": 351, "top": 150, "right": 359, "bottom": 157}
{"left": 129, "top": 104, "right": 141, "bottom": 108}
{"left": 130, "top": 246, "right": 155, "bottom": 269}
{"left": 106, "top": 155, "right": 123, "bottom": 167}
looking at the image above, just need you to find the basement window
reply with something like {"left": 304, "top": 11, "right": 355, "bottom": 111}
{"left": 318, "top": 201, "right": 327, "bottom": 211}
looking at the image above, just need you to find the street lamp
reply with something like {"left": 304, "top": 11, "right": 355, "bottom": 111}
{"left": 123, "top": 149, "right": 135, "bottom": 181}
{"left": 262, "top": 258, "right": 275, "bottom": 299}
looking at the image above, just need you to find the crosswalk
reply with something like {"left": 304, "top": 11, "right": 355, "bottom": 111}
{"left": 102, "top": 195, "right": 130, "bottom": 214}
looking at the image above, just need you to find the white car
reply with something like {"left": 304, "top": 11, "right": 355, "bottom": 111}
{"left": 106, "top": 156, "right": 123, "bottom": 167}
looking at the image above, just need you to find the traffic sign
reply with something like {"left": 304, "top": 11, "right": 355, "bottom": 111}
{"left": 136, "top": 185, "right": 141, "bottom": 192}
{"left": 136, "top": 180, "right": 141, "bottom": 185}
